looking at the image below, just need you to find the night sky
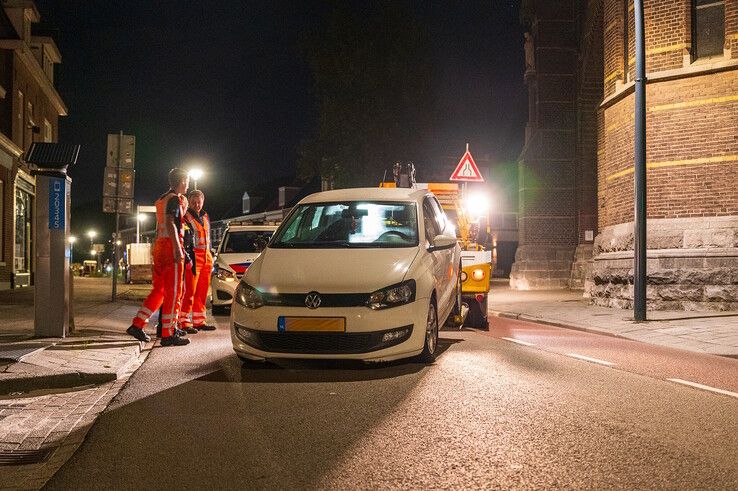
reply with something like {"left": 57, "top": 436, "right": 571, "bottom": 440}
{"left": 35, "top": 0, "right": 526, "bottom": 237}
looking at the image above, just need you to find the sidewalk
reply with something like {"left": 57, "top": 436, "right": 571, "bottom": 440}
{"left": 488, "top": 279, "right": 738, "bottom": 357}
{"left": 0, "top": 277, "right": 154, "bottom": 490}
{"left": 0, "top": 277, "right": 153, "bottom": 396}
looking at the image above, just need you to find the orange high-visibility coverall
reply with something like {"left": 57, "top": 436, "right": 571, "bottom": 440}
{"left": 130, "top": 191, "right": 187, "bottom": 338}
{"left": 179, "top": 209, "right": 213, "bottom": 328}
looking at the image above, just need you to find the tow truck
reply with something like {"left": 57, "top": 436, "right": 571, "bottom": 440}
{"left": 381, "top": 162, "right": 493, "bottom": 329}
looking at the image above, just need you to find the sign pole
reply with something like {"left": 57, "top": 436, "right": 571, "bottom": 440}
{"left": 633, "top": 0, "right": 647, "bottom": 321}
{"left": 111, "top": 130, "right": 122, "bottom": 302}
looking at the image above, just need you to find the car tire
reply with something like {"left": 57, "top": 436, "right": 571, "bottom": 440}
{"left": 212, "top": 305, "right": 230, "bottom": 316}
{"left": 466, "top": 295, "right": 489, "bottom": 330}
{"left": 417, "top": 299, "right": 439, "bottom": 364}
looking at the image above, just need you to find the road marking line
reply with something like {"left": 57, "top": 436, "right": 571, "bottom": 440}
{"left": 501, "top": 337, "right": 535, "bottom": 347}
{"left": 666, "top": 379, "right": 738, "bottom": 399}
{"left": 566, "top": 353, "right": 615, "bottom": 366}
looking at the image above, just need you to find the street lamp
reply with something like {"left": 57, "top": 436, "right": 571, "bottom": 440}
{"left": 188, "top": 168, "right": 203, "bottom": 190}
{"left": 136, "top": 213, "right": 147, "bottom": 243}
{"left": 87, "top": 229, "right": 97, "bottom": 247}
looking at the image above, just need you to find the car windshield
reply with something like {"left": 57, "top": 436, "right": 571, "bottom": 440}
{"left": 220, "top": 231, "right": 274, "bottom": 253}
{"left": 270, "top": 201, "right": 419, "bottom": 248}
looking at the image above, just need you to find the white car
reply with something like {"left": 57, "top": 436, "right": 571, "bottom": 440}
{"left": 231, "top": 187, "right": 462, "bottom": 364}
{"left": 211, "top": 224, "right": 277, "bottom": 314}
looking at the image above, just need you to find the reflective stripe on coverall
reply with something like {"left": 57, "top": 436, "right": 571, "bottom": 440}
{"left": 179, "top": 210, "right": 213, "bottom": 327}
{"left": 131, "top": 191, "right": 187, "bottom": 338}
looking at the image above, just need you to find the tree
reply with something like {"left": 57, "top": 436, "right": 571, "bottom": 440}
{"left": 298, "top": 1, "right": 436, "bottom": 187}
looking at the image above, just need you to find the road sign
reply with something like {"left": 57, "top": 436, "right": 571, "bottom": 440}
{"left": 103, "top": 167, "right": 135, "bottom": 199}
{"left": 103, "top": 133, "right": 136, "bottom": 215}
{"left": 103, "top": 197, "right": 133, "bottom": 214}
{"left": 450, "top": 148, "right": 484, "bottom": 182}
{"left": 106, "top": 134, "right": 136, "bottom": 168}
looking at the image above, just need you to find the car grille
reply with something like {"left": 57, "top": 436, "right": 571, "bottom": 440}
{"left": 235, "top": 324, "right": 413, "bottom": 354}
{"left": 261, "top": 292, "right": 370, "bottom": 308}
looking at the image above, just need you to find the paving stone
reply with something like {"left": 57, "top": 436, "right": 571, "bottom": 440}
{"left": 489, "top": 281, "right": 738, "bottom": 356}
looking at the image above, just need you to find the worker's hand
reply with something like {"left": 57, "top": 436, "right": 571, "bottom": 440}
{"left": 174, "top": 247, "right": 184, "bottom": 263}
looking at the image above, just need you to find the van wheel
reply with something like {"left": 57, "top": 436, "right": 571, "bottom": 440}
{"left": 417, "top": 300, "right": 439, "bottom": 363}
{"left": 466, "top": 295, "right": 489, "bottom": 330}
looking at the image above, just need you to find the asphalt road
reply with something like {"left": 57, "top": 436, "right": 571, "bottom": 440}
{"left": 46, "top": 314, "right": 738, "bottom": 490}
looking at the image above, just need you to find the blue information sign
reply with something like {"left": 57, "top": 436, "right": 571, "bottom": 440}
{"left": 49, "top": 177, "right": 65, "bottom": 230}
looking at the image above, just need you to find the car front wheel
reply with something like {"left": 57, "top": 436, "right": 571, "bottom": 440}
{"left": 417, "top": 300, "right": 439, "bottom": 363}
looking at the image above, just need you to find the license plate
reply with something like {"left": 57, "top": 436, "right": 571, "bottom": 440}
{"left": 278, "top": 317, "right": 345, "bottom": 332}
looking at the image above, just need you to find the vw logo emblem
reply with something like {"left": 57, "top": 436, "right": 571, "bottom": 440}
{"left": 305, "top": 292, "right": 322, "bottom": 309}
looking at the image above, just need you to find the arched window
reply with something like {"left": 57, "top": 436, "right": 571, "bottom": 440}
{"left": 693, "top": 0, "right": 725, "bottom": 59}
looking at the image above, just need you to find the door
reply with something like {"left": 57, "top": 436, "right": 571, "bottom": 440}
{"left": 423, "top": 197, "right": 453, "bottom": 315}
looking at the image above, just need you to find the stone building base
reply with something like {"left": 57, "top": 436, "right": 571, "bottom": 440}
{"left": 509, "top": 245, "right": 575, "bottom": 290}
{"left": 569, "top": 244, "right": 594, "bottom": 292}
{"left": 586, "top": 217, "right": 738, "bottom": 311}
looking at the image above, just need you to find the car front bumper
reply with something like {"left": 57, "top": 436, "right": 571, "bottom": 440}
{"left": 211, "top": 275, "right": 239, "bottom": 306}
{"left": 230, "top": 300, "right": 429, "bottom": 362}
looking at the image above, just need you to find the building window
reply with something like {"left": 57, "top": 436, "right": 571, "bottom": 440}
{"left": 693, "top": 0, "right": 725, "bottom": 59}
{"left": 17, "top": 90, "right": 24, "bottom": 149}
{"left": 26, "top": 101, "right": 34, "bottom": 149}
{"left": 14, "top": 187, "right": 32, "bottom": 273}
{"left": 43, "top": 119, "right": 52, "bottom": 143}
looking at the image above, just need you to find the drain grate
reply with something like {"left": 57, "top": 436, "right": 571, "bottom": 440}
{"left": 0, "top": 343, "right": 51, "bottom": 362}
{"left": 0, "top": 448, "right": 55, "bottom": 466}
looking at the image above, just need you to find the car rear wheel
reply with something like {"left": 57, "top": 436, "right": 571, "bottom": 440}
{"left": 417, "top": 300, "right": 439, "bottom": 363}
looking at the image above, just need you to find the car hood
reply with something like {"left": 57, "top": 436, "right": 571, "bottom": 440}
{"left": 247, "top": 247, "right": 419, "bottom": 293}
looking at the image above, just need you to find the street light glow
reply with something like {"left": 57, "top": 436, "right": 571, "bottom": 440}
{"left": 463, "top": 192, "right": 491, "bottom": 220}
{"left": 90, "top": 250, "right": 96, "bottom": 256}
{"left": 69, "top": 236, "right": 77, "bottom": 244}
{"left": 137, "top": 213, "right": 147, "bottom": 222}
{"left": 116, "top": 240, "right": 122, "bottom": 246}
{"left": 87, "top": 230, "right": 97, "bottom": 240}
{"left": 188, "top": 168, "right": 203, "bottom": 181}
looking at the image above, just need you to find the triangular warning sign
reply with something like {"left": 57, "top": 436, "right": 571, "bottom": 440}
{"left": 450, "top": 149, "right": 484, "bottom": 182}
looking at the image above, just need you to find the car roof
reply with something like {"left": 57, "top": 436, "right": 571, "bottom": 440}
{"left": 299, "top": 187, "right": 428, "bottom": 204}
{"left": 225, "top": 225, "right": 278, "bottom": 232}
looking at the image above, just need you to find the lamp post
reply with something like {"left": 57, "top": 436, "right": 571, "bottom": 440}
{"left": 69, "top": 236, "right": 76, "bottom": 264}
{"left": 188, "top": 168, "right": 203, "bottom": 190}
{"left": 87, "top": 230, "right": 97, "bottom": 249}
{"left": 136, "top": 213, "right": 147, "bottom": 243}
{"left": 633, "top": 0, "right": 647, "bottom": 321}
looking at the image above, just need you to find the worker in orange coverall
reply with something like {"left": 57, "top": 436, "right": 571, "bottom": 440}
{"left": 126, "top": 168, "right": 191, "bottom": 347}
{"left": 178, "top": 189, "right": 217, "bottom": 332}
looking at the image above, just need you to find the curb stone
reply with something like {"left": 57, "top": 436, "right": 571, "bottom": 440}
{"left": 0, "top": 340, "right": 151, "bottom": 396}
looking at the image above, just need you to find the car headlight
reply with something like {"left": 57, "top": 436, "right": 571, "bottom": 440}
{"left": 460, "top": 271, "right": 468, "bottom": 282}
{"left": 235, "top": 282, "right": 264, "bottom": 309}
{"left": 367, "top": 280, "right": 416, "bottom": 310}
{"left": 216, "top": 266, "right": 237, "bottom": 282}
{"left": 471, "top": 268, "right": 485, "bottom": 281}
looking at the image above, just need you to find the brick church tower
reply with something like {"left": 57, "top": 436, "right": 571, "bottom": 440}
{"left": 512, "top": 0, "right": 738, "bottom": 311}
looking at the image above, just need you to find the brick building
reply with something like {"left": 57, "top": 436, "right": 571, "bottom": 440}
{"left": 512, "top": 0, "right": 738, "bottom": 310}
{"left": 0, "top": 1, "right": 67, "bottom": 289}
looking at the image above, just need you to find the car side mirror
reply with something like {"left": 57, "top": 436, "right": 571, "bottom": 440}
{"left": 428, "top": 234, "right": 456, "bottom": 252}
